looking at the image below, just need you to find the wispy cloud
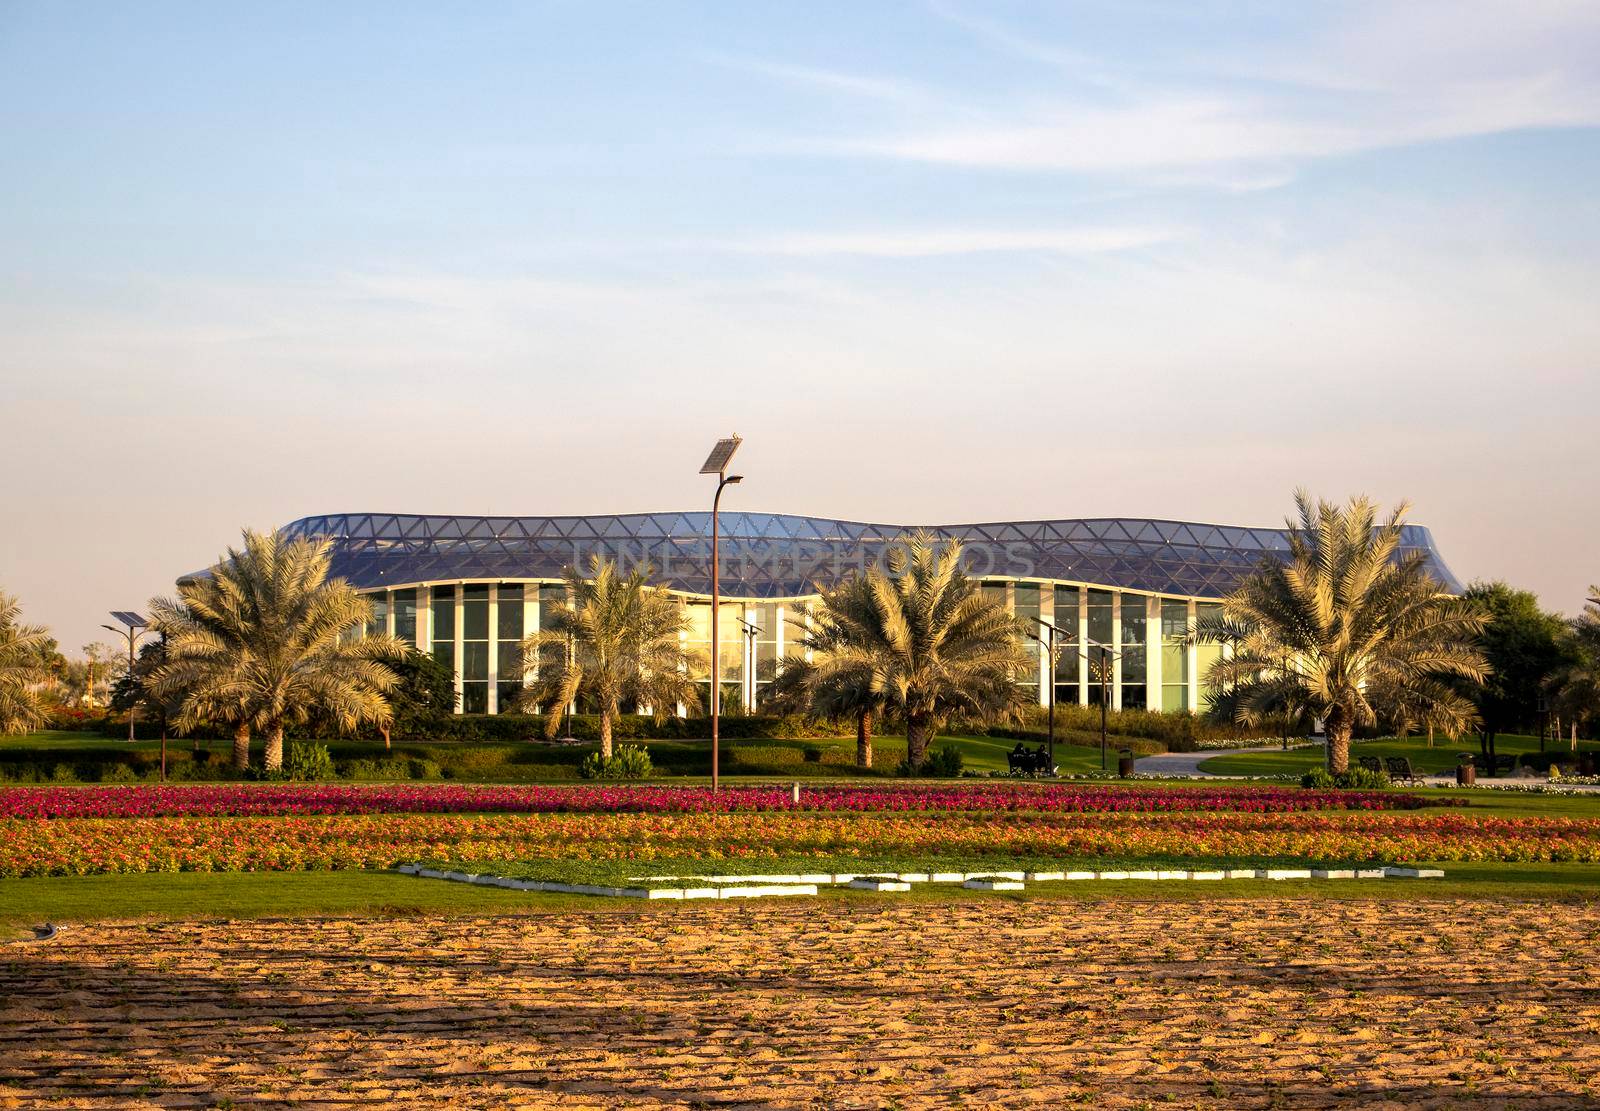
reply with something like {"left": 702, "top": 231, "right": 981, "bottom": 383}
{"left": 701, "top": 225, "right": 1180, "bottom": 257}
{"left": 700, "top": 52, "right": 930, "bottom": 108}
{"left": 753, "top": 2, "right": 1600, "bottom": 174}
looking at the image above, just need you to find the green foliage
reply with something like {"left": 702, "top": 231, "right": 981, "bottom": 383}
{"left": 284, "top": 742, "right": 335, "bottom": 782}
{"left": 1300, "top": 766, "right": 1391, "bottom": 790}
{"left": 925, "top": 744, "right": 964, "bottom": 778}
{"left": 380, "top": 650, "right": 458, "bottom": 736}
{"left": 1463, "top": 581, "right": 1581, "bottom": 734}
{"left": 0, "top": 591, "right": 53, "bottom": 735}
{"left": 578, "top": 744, "right": 653, "bottom": 780}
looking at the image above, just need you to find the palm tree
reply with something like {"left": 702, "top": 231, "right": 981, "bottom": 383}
{"left": 764, "top": 577, "right": 893, "bottom": 768}
{"left": 804, "top": 533, "right": 1029, "bottom": 770}
{"left": 1195, "top": 492, "right": 1488, "bottom": 773}
{"left": 518, "top": 556, "right": 702, "bottom": 758}
{"left": 0, "top": 592, "right": 52, "bottom": 735}
{"left": 149, "top": 529, "right": 406, "bottom": 772}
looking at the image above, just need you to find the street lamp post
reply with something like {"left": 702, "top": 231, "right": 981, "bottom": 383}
{"left": 1029, "top": 617, "right": 1060, "bottom": 770}
{"left": 700, "top": 435, "right": 743, "bottom": 793}
{"left": 102, "top": 612, "right": 154, "bottom": 745}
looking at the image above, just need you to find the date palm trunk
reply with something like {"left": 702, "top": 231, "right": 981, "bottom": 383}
{"left": 1325, "top": 706, "right": 1352, "bottom": 774}
{"left": 265, "top": 725, "right": 285, "bottom": 773}
{"left": 906, "top": 711, "right": 934, "bottom": 772}
{"left": 856, "top": 709, "right": 873, "bottom": 769}
{"left": 232, "top": 723, "right": 251, "bottom": 772}
{"left": 599, "top": 707, "right": 614, "bottom": 761}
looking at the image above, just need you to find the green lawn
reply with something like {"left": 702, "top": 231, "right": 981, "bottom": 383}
{"left": 1198, "top": 733, "right": 1587, "bottom": 777}
{"left": 5, "top": 862, "right": 1598, "bottom": 931}
{"left": 0, "top": 728, "right": 1124, "bottom": 780}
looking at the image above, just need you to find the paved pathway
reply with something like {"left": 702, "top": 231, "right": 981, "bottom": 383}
{"left": 1131, "top": 745, "right": 1298, "bottom": 777}
{"left": 1133, "top": 745, "right": 1600, "bottom": 792}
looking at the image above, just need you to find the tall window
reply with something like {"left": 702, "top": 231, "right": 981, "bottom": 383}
{"left": 393, "top": 589, "right": 417, "bottom": 647}
{"left": 1086, "top": 590, "right": 1114, "bottom": 705}
{"left": 1195, "top": 601, "right": 1226, "bottom": 710}
{"left": 1013, "top": 583, "right": 1040, "bottom": 703}
{"left": 431, "top": 585, "right": 456, "bottom": 674}
{"left": 1161, "top": 600, "right": 1191, "bottom": 712}
{"left": 1051, "top": 585, "right": 1079, "bottom": 706}
{"left": 1119, "top": 594, "right": 1148, "bottom": 710}
{"left": 496, "top": 584, "right": 524, "bottom": 713}
{"left": 365, "top": 591, "right": 388, "bottom": 639}
{"left": 537, "top": 583, "right": 570, "bottom": 714}
{"left": 461, "top": 584, "right": 489, "bottom": 714}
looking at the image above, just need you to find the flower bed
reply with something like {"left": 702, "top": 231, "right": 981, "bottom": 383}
{"left": 0, "top": 782, "right": 1452, "bottom": 820}
{"left": 4, "top": 809, "right": 1596, "bottom": 877}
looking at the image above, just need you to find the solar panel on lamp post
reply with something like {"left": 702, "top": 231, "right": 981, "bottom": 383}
{"left": 700, "top": 435, "right": 742, "bottom": 793}
{"left": 101, "top": 612, "right": 155, "bottom": 756}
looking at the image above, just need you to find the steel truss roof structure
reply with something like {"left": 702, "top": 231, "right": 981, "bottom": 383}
{"left": 272, "top": 511, "right": 1463, "bottom": 599}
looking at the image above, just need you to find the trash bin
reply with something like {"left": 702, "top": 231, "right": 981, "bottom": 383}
{"left": 1579, "top": 752, "right": 1596, "bottom": 777}
{"left": 1117, "top": 748, "right": 1135, "bottom": 778}
{"left": 1456, "top": 754, "right": 1476, "bottom": 787}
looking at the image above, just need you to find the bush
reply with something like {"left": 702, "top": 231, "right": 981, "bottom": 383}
{"left": 578, "top": 745, "right": 653, "bottom": 780}
{"left": 924, "top": 744, "right": 964, "bottom": 778}
{"left": 284, "top": 742, "right": 335, "bottom": 782}
{"left": 1301, "top": 766, "right": 1390, "bottom": 790}
{"left": 802, "top": 745, "right": 824, "bottom": 763}
{"left": 102, "top": 763, "right": 140, "bottom": 784}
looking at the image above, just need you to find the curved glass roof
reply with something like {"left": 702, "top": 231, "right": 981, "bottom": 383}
{"left": 274, "top": 511, "right": 1463, "bottom": 599}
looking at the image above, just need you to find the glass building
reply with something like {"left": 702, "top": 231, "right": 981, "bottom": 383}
{"left": 266, "top": 511, "right": 1462, "bottom": 715}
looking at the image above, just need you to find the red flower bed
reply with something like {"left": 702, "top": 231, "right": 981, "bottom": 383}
{"left": 0, "top": 782, "right": 1450, "bottom": 820}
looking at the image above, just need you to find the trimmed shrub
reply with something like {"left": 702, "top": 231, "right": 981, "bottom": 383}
{"left": 925, "top": 744, "right": 964, "bottom": 778}
{"left": 578, "top": 745, "right": 653, "bottom": 780}
{"left": 284, "top": 743, "right": 335, "bottom": 782}
{"left": 1301, "top": 767, "right": 1390, "bottom": 790}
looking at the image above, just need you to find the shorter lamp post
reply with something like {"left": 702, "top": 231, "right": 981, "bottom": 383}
{"left": 1085, "top": 640, "right": 1122, "bottom": 773}
{"left": 738, "top": 617, "right": 762, "bottom": 713}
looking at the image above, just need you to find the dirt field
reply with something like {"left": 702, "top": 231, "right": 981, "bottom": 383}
{"left": 3, "top": 897, "right": 1598, "bottom": 1109}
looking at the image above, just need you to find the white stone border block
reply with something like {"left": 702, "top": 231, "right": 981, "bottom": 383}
{"left": 965, "top": 878, "right": 1025, "bottom": 891}
{"left": 1383, "top": 866, "right": 1444, "bottom": 878}
{"left": 849, "top": 877, "right": 911, "bottom": 892}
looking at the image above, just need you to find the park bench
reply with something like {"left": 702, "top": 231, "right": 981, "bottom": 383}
{"left": 1384, "top": 756, "right": 1426, "bottom": 785}
{"left": 1007, "top": 748, "right": 1059, "bottom": 778}
{"left": 1357, "top": 756, "right": 1383, "bottom": 775}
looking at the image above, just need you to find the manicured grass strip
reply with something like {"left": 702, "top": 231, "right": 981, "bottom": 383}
{"left": 6, "top": 862, "right": 1600, "bottom": 928}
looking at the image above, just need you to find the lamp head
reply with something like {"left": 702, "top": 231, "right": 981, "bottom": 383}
{"left": 725, "top": 474, "right": 743, "bottom": 485}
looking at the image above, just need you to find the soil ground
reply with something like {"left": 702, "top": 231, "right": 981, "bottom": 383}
{"left": 3, "top": 897, "right": 1599, "bottom": 1109}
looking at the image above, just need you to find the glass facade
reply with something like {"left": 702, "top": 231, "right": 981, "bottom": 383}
{"left": 297, "top": 509, "right": 1460, "bottom": 719}
{"left": 357, "top": 577, "right": 1235, "bottom": 719}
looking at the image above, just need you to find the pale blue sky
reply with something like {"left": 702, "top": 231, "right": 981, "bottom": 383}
{"left": 2, "top": 1, "right": 1598, "bottom": 648}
